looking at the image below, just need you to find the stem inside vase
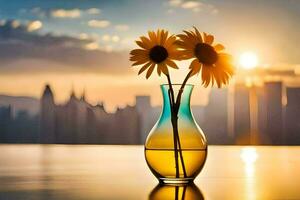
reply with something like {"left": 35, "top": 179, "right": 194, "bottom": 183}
{"left": 166, "top": 70, "right": 192, "bottom": 178}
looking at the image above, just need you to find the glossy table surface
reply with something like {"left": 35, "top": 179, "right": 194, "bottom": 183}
{"left": 0, "top": 145, "right": 299, "bottom": 200}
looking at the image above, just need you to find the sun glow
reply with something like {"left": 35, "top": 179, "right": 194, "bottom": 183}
{"left": 239, "top": 52, "right": 258, "bottom": 69}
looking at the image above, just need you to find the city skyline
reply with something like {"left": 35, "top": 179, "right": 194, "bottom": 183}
{"left": 1, "top": 80, "right": 300, "bottom": 145}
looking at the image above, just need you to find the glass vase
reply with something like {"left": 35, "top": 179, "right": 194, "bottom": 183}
{"left": 145, "top": 84, "right": 207, "bottom": 184}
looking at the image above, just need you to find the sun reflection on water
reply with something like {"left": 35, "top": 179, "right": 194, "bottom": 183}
{"left": 240, "top": 147, "right": 258, "bottom": 200}
{"left": 240, "top": 147, "right": 258, "bottom": 177}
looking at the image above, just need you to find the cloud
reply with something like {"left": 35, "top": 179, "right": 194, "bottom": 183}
{"left": 51, "top": 9, "right": 81, "bottom": 18}
{"left": 27, "top": 20, "right": 43, "bottom": 32}
{"left": 11, "top": 20, "right": 21, "bottom": 28}
{"left": 167, "top": 0, "right": 218, "bottom": 14}
{"left": 169, "top": 0, "right": 182, "bottom": 7}
{"left": 181, "top": 1, "right": 201, "bottom": 9}
{"left": 115, "top": 24, "right": 130, "bottom": 31}
{"left": 100, "top": 34, "right": 121, "bottom": 43}
{"left": 102, "top": 34, "right": 111, "bottom": 42}
{"left": 86, "top": 8, "right": 101, "bottom": 15}
{"left": 111, "top": 35, "right": 120, "bottom": 42}
{"left": 84, "top": 42, "right": 100, "bottom": 50}
{"left": 88, "top": 20, "right": 110, "bottom": 28}
{"left": 0, "top": 19, "right": 42, "bottom": 32}
{"left": 31, "top": 7, "right": 101, "bottom": 19}
{"left": 0, "top": 20, "right": 130, "bottom": 74}
{"left": 78, "top": 33, "right": 89, "bottom": 40}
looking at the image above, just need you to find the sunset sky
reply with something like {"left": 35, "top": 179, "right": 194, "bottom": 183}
{"left": 0, "top": 0, "right": 299, "bottom": 111}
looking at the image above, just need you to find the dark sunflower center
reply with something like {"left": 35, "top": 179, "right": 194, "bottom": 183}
{"left": 194, "top": 43, "right": 218, "bottom": 65}
{"left": 149, "top": 45, "right": 168, "bottom": 63}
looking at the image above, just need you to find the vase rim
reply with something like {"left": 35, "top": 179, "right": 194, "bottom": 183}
{"left": 161, "top": 84, "right": 194, "bottom": 86}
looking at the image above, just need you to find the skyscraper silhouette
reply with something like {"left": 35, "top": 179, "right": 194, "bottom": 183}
{"left": 136, "top": 96, "right": 154, "bottom": 143}
{"left": 0, "top": 105, "right": 12, "bottom": 142}
{"left": 233, "top": 84, "right": 251, "bottom": 144}
{"left": 285, "top": 87, "right": 300, "bottom": 144}
{"left": 40, "top": 84, "right": 56, "bottom": 143}
{"left": 264, "top": 82, "right": 283, "bottom": 144}
{"left": 203, "top": 88, "right": 230, "bottom": 144}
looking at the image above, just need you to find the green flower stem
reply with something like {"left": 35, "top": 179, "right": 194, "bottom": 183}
{"left": 166, "top": 74, "right": 180, "bottom": 178}
{"left": 166, "top": 72, "right": 192, "bottom": 178}
{"left": 175, "top": 70, "right": 193, "bottom": 113}
{"left": 173, "top": 70, "right": 193, "bottom": 178}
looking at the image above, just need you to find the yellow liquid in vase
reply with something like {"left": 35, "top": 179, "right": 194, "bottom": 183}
{"left": 145, "top": 148, "right": 207, "bottom": 180}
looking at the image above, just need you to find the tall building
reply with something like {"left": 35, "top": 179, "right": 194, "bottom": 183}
{"left": 113, "top": 106, "right": 140, "bottom": 144}
{"left": 264, "top": 82, "right": 283, "bottom": 144}
{"left": 40, "top": 84, "right": 56, "bottom": 143}
{"left": 233, "top": 84, "right": 251, "bottom": 144}
{"left": 256, "top": 86, "right": 268, "bottom": 144}
{"left": 0, "top": 105, "right": 12, "bottom": 142}
{"left": 203, "top": 88, "right": 230, "bottom": 144}
{"left": 285, "top": 87, "right": 300, "bottom": 144}
{"left": 136, "top": 96, "right": 154, "bottom": 143}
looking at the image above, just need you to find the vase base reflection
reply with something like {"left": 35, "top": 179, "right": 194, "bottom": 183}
{"left": 149, "top": 182, "right": 204, "bottom": 200}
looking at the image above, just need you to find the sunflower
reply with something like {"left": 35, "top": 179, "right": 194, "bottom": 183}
{"left": 130, "top": 29, "right": 182, "bottom": 79}
{"left": 177, "top": 27, "right": 235, "bottom": 88}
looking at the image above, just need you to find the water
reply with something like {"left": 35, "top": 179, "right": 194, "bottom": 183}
{"left": 1, "top": 145, "right": 300, "bottom": 199}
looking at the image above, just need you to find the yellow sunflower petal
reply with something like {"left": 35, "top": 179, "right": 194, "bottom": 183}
{"left": 164, "top": 35, "right": 176, "bottom": 49}
{"left": 148, "top": 31, "right": 157, "bottom": 44}
{"left": 160, "top": 30, "right": 168, "bottom": 45}
{"left": 130, "top": 49, "right": 147, "bottom": 56}
{"left": 130, "top": 56, "right": 147, "bottom": 62}
{"left": 132, "top": 58, "right": 148, "bottom": 66}
{"left": 190, "top": 59, "right": 201, "bottom": 75}
{"left": 140, "top": 36, "right": 153, "bottom": 49}
{"left": 184, "top": 31, "right": 199, "bottom": 48}
{"left": 204, "top": 34, "right": 214, "bottom": 45}
{"left": 183, "top": 30, "right": 198, "bottom": 44}
{"left": 215, "top": 60, "right": 235, "bottom": 77}
{"left": 214, "top": 44, "right": 225, "bottom": 52}
{"left": 168, "top": 50, "right": 185, "bottom": 60}
{"left": 135, "top": 40, "right": 146, "bottom": 49}
{"left": 146, "top": 63, "right": 155, "bottom": 79}
{"left": 193, "top": 26, "right": 203, "bottom": 43}
{"left": 138, "top": 62, "right": 152, "bottom": 75}
{"left": 156, "top": 29, "right": 161, "bottom": 44}
{"left": 165, "top": 59, "right": 178, "bottom": 69}
{"left": 157, "top": 63, "right": 162, "bottom": 76}
{"left": 216, "top": 53, "right": 235, "bottom": 76}
{"left": 202, "top": 66, "right": 213, "bottom": 87}
{"left": 130, "top": 53, "right": 148, "bottom": 60}
{"left": 179, "top": 50, "right": 194, "bottom": 59}
{"left": 174, "top": 40, "right": 186, "bottom": 47}
{"left": 212, "top": 68, "right": 222, "bottom": 88}
{"left": 160, "top": 63, "right": 169, "bottom": 75}
{"left": 218, "top": 53, "right": 234, "bottom": 68}
{"left": 130, "top": 52, "right": 148, "bottom": 60}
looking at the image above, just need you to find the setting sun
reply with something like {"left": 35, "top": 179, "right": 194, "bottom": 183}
{"left": 239, "top": 52, "right": 258, "bottom": 69}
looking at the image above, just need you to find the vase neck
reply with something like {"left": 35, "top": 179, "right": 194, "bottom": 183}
{"left": 160, "top": 84, "right": 193, "bottom": 119}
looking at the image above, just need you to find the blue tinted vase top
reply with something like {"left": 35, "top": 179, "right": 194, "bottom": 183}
{"left": 145, "top": 84, "right": 207, "bottom": 184}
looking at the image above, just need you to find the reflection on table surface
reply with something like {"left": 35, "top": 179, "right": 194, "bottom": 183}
{"left": 0, "top": 145, "right": 300, "bottom": 200}
{"left": 149, "top": 183, "right": 204, "bottom": 200}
